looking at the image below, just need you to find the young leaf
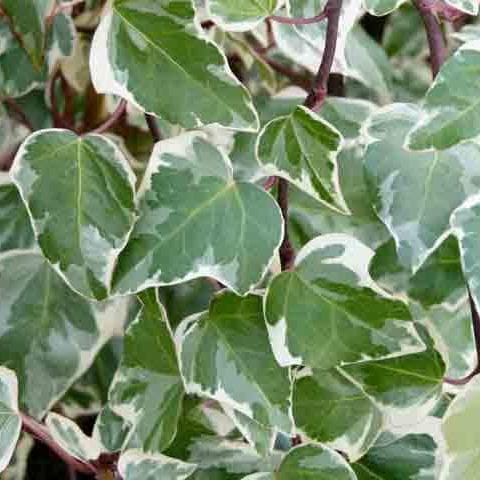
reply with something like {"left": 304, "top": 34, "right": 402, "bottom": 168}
{"left": 113, "top": 132, "right": 283, "bottom": 296}
{"left": 353, "top": 430, "right": 440, "bottom": 479}
{"left": 118, "top": 449, "right": 197, "bottom": 480}
{"left": 176, "top": 292, "right": 292, "bottom": 435}
{"left": 256, "top": 105, "right": 349, "bottom": 213}
{"left": 0, "top": 175, "right": 35, "bottom": 253}
{"left": 0, "top": 250, "right": 128, "bottom": 419}
{"left": 90, "top": 0, "right": 258, "bottom": 131}
{"left": 293, "top": 368, "right": 383, "bottom": 461}
{"left": 407, "top": 40, "right": 480, "bottom": 150}
{"left": 441, "top": 376, "right": 480, "bottom": 479}
{"left": 276, "top": 444, "right": 357, "bottom": 480}
{"left": 11, "top": 129, "right": 137, "bottom": 301}
{"left": 0, "top": 367, "right": 22, "bottom": 473}
{"left": 207, "top": 0, "right": 281, "bottom": 32}
{"left": 342, "top": 349, "right": 446, "bottom": 424}
{"left": 264, "top": 234, "right": 424, "bottom": 370}
{"left": 364, "top": 103, "right": 480, "bottom": 272}
{"left": 364, "top": 0, "right": 406, "bottom": 15}
{"left": 109, "top": 289, "right": 184, "bottom": 453}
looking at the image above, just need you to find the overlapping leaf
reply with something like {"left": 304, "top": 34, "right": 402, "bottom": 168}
{"left": 207, "top": 0, "right": 281, "bottom": 31}
{"left": 113, "top": 132, "right": 283, "bottom": 296}
{"left": 0, "top": 250, "right": 128, "bottom": 418}
{"left": 364, "top": 103, "right": 480, "bottom": 272}
{"left": 11, "top": 129, "right": 137, "bottom": 301}
{"left": 0, "top": 368, "right": 21, "bottom": 473}
{"left": 407, "top": 40, "right": 480, "bottom": 150}
{"left": 293, "top": 368, "right": 382, "bottom": 461}
{"left": 364, "top": 0, "right": 407, "bottom": 15}
{"left": 90, "top": 0, "right": 258, "bottom": 131}
{"left": 264, "top": 234, "right": 424, "bottom": 370}
{"left": 176, "top": 292, "right": 292, "bottom": 435}
{"left": 109, "top": 289, "right": 184, "bottom": 453}
{"left": 256, "top": 105, "right": 348, "bottom": 212}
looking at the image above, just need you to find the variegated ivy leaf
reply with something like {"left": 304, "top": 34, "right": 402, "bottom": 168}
{"left": 109, "top": 289, "right": 184, "bottom": 453}
{"left": 364, "top": 103, "right": 480, "bottom": 273}
{"left": 0, "top": 368, "right": 22, "bottom": 473}
{"left": 276, "top": 444, "right": 357, "bottom": 480}
{"left": 0, "top": 175, "right": 35, "bottom": 253}
{"left": 0, "top": 250, "right": 128, "bottom": 419}
{"left": 264, "top": 234, "right": 424, "bottom": 370}
{"left": 113, "top": 132, "right": 283, "bottom": 296}
{"left": 11, "top": 129, "right": 137, "bottom": 301}
{"left": 342, "top": 349, "right": 445, "bottom": 427}
{"left": 0, "top": 0, "right": 49, "bottom": 69}
{"left": 207, "top": 0, "right": 281, "bottom": 31}
{"left": 256, "top": 105, "right": 348, "bottom": 213}
{"left": 293, "top": 368, "right": 383, "bottom": 461}
{"left": 441, "top": 376, "right": 480, "bottom": 479}
{"left": 0, "top": 18, "right": 44, "bottom": 98}
{"left": 176, "top": 292, "right": 292, "bottom": 435}
{"left": 353, "top": 430, "right": 441, "bottom": 479}
{"left": 407, "top": 40, "right": 480, "bottom": 151}
{"left": 0, "top": 106, "right": 29, "bottom": 156}
{"left": 445, "top": 0, "right": 478, "bottom": 14}
{"left": 46, "top": 12, "right": 76, "bottom": 71}
{"left": 90, "top": 0, "right": 258, "bottom": 132}
{"left": 364, "top": 0, "right": 406, "bottom": 16}
{"left": 118, "top": 449, "right": 197, "bottom": 480}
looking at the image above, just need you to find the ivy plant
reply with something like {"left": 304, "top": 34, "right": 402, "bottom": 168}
{"left": 1, "top": 0, "right": 480, "bottom": 478}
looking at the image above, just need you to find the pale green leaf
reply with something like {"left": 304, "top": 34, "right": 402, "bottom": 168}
{"left": 207, "top": 0, "right": 281, "bottom": 31}
{"left": 277, "top": 444, "right": 357, "bottom": 480}
{"left": 264, "top": 234, "right": 424, "bottom": 370}
{"left": 11, "top": 129, "right": 137, "bottom": 301}
{"left": 118, "top": 449, "right": 197, "bottom": 480}
{"left": 407, "top": 40, "right": 480, "bottom": 150}
{"left": 113, "top": 132, "right": 283, "bottom": 296}
{"left": 441, "top": 376, "right": 480, "bottom": 479}
{"left": 92, "top": 405, "right": 130, "bottom": 453}
{"left": 445, "top": 0, "right": 478, "bottom": 17}
{"left": 256, "top": 105, "right": 348, "bottom": 213}
{"left": 364, "top": 0, "right": 406, "bottom": 16}
{"left": 364, "top": 103, "right": 480, "bottom": 272}
{"left": 0, "top": 250, "right": 128, "bottom": 418}
{"left": 342, "top": 349, "right": 445, "bottom": 423}
{"left": 293, "top": 368, "right": 383, "bottom": 461}
{"left": 176, "top": 292, "right": 292, "bottom": 435}
{"left": 0, "top": 367, "right": 21, "bottom": 473}
{"left": 109, "top": 289, "right": 184, "bottom": 453}
{"left": 90, "top": 0, "right": 258, "bottom": 131}
{"left": 0, "top": 19, "right": 44, "bottom": 98}
{"left": 353, "top": 430, "right": 440, "bottom": 479}
{"left": 0, "top": 176, "right": 35, "bottom": 253}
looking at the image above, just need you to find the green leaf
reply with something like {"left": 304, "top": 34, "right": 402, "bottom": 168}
{"left": 256, "top": 105, "right": 348, "bottom": 213}
{"left": 441, "top": 376, "right": 480, "bottom": 479}
{"left": 90, "top": 0, "right": 258, "bottom": 131}
{"left": 342, "top": 349, "right": 446, "bottom": 422}
{"left": 445, "top": 0, "right": 478, "bottom": 18}
{"left": 0, "top": 19, "right": 44, "bottom": 98}
{"left": 0, "top": 367, "right": 21, "bottom": 473}
{"left": 109, "top": 289, "right": 184, "bottom": 453}
{"left": 207, "top": 0, "right": 281, "bottom": 31}
{"left": 0, "top": 250, "right": 128, "bottom": 418}
{"left": 364, "top": 103, "right": 480, "bottom": 272}
{"left": 11, "top": 129, "right": 137, "bottom": 301}
{"left": 118, "top": 449, "right": 197, "bottom": 480}
{"left": 113, "top": 132, "right": 283, "bottom": 296}
{"left": 364, "top": 0, "right": 407, "bottom": 16}
{"left": 46, "top": 12, "right": 76, "bottom": 70}
{"left": 276, "top": 444, "right": 357, "bottom": 480}
{"left": 0, "top": 0, "right": 46, "bottom": 69}
{"left": 0, "top": 175, "right": 35, "bottom": 253}
{"left": 407, "top": 40, "right": 480, "bottom": 150}
{"left": 264, "top": 234, "right": 423, "bottom": 370}
{"left": 353, "top": 430, "right": 440, "bottom": 479}
{"left": 176, "top": 291, "right": 292, "bottom": 435}
{"left": 293, "top": 368, "right": 383, "bottom": 461}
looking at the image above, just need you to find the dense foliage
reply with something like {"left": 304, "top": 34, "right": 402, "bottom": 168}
{"left": 1, "top": 0, "right": 480, "bottom": 478}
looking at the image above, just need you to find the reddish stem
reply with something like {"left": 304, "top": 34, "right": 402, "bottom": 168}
{"left": 270, "top": 11, "right": 328, "bottom": 25}
{"left": 3, "top": 98, "right": 33, "bottom": 131}
{"left": 90, "top": 100, "right": 127, "bottom": 134}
